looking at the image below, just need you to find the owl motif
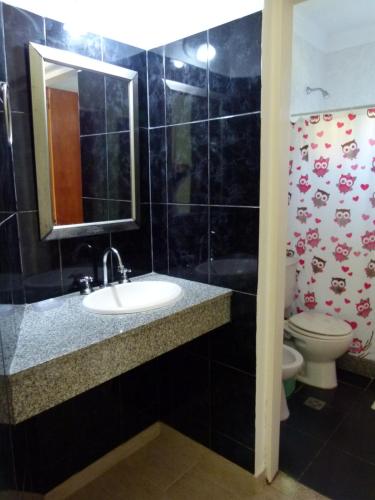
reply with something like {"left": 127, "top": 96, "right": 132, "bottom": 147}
{"left": 356, "top": 298, "right": 372, "bottom": 318}
{"left": 286, "top": 249, "right": 295, "bottom": 258}
{"left": 370, "top": 192, "right": 375, "bottom": 208}
{"left": 330, "top": 277, "right": 346, "bottom": 295}
{"left": 361, "top": 230, "right": 375, "bottom": 251}
{"left": 304, "top": 292, "right": 317, "bottom": 310}
{"left": 296, "top": 207, "right": 308, "bottom": 224}
{"left": 300, "top": 145, "right": 309, "bottom": 162}
{"left": 297, "top": 174, "right": 311, "bottom": 193}
{"left": 295, "top": 238, "right": 306, "bottom": 256}
{"left": 334, "top": 208, "right": 351, "bottom": 227}
{"left": 311, "top": 256, "right": 326, "bottom": 274}
{"left": 312, "top": 189, "right": 330, "bottom": 208}
{"left": 323, "top": 114, "right": 333, "bottom": 121}
{"left": 337, "top": 173, "right": 356, "bottom": 194}
{"left": 306, "top": 228, "right": 321, "bottom": 248}
{"left": 372, "top": 158, "right": 375, "bottom": 173}
{"left": 333, "top": 242, "right": 352, "bottom": 262}
{"left": 288, "top": 192, "right": 292, "bottom": 205}
{"left": 341, "top": 139, "right": 360, "bottom": 159}
{"left": 312, "top": 156, "right": 330, "bottom": 177}
{"left": 365, "top": 259, "right": 375, "bottom": 278}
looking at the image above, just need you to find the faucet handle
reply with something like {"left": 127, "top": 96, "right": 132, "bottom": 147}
{"left": 79, "top": 275, "right": 94, "bottom": 295}
{"left": 117, "top": 266, "right": 132, "bottom": 284}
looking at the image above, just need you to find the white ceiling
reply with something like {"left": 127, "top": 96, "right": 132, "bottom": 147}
{"left": 294, "top": 0, "right": 375, "bottom": 52}
{"left": 3, "top": 0, "right": 263, "bottom": 50}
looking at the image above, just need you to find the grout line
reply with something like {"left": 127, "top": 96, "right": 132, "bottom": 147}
{"left": 162, "top": 47, "right": 170, "bottom": 275}
{"left": 149, "top": 110, "right": 261, "bottom": 130}
{"left": 80, "top": 129, "right": 130, "bottom": 138}
{"left": 145, "top": 51, "right": 154, "bottom": 272}
{"left": 212, "top": 359, "right": 256, "bottom": 378}
{"left": 151, "top": 202, "right": 260, "bottom": 209}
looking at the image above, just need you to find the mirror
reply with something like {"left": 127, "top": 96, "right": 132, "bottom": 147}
{"left": 29, "top": 42, "right": 139, "bottom": 240}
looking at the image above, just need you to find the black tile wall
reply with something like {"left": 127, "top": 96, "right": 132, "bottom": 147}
{"left": 0, "top": 2, "right": 151, "bottom": 304}
{"left": 209, "top": 13, "right": 261, "bottom": 118}
{"left": 148, "top": 12, "right": 262, "bottom": 472}
{"left": 165, "top": 31, "right": 208, "bottom": 125}
{"left": 0, "top": 3, "right": 262, "bottom": 493}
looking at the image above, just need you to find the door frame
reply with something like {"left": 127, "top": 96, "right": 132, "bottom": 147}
{"left": 254, "top": 0, "right": 296, "bottom": 481}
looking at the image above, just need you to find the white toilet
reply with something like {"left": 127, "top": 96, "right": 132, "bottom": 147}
{"left": 285, "top": 312, "right": 353, "bottom": 389}
{"left": 281, "top": 256, "right": 304, "bottom": 421}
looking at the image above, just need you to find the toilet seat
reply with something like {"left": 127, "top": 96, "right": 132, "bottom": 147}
{"left": 287, "top": 311, "right": 352, "bottom": 341}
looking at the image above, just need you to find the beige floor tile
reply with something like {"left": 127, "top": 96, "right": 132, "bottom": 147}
{"left": 67, "top": 477, "right": 114, "bottom": 500}
{"left": 193, "top": 449, "right": 265, "bottom": 498}
{"left": 271, "top": 472, "right": 301, "bottom": 496}
{"left": 124, "top": 425, "right": 205, "bottom": 491}
{"left": 165, "top": 466, "right": 239, "bottom": 500}
{"left": 291, "top": 484, "right": 331, "bottom": 500}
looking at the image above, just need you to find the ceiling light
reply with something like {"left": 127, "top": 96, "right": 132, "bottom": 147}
{"left": 196, "top": 43, "right": 216, "bottom": 62}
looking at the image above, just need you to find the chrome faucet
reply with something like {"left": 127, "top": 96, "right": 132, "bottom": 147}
{"left": 102, "top": 247, "right": 131, "bottom": 287}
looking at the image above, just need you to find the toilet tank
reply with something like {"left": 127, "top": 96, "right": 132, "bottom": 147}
{"left": 285, "top": 255, "right": 298, "bottom": 309}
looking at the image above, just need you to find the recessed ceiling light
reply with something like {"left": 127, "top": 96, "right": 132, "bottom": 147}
{"left": 172, "top": 59, "right": 185, "bottom": 69}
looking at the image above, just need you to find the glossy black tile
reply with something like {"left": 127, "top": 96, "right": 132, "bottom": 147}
{"left": 78, "top": 71, "right": 105, "bottom": 135}
{"left": 17, "top": 212, "right": 62, "bottom": 302}
{"left": 0, "top": 423, "right": 16, "bottom": 491}
{"left": 108, "top": 200, "right": 132, "bottom": 221}
{"left": 210, "top": 207, "right": 258, "bottom": 293}
{"left": 149, "top": 127, "right": 166, "bottom": 203}
{"left": 60, "top": 233, "right": 111, "bottom": 292}
{"left": 105, "top": 76, "right": 129, "bottom": 132}
{"left": 107, "top": 132, "right": 131, "bottom": 201}
{"left": 212, "top": 362, "right": 255, "bottom": 447}
{"left": 279, "top": 423, "right": 323, "bottom": 479}
{"left": 81, "top": 134, "right": 107, "bottom": 199}
{"left": 45, "top": 19, "right": 101, "bottom": 58}
{"left": 0, "top": 115, "right": 16, "bottom": 212}
{"left": 168, "top": 205, "right": 208, "bottom": 283}
{"left": 285, "top": 388, "right": 347, "bottom": 442}
{"left": 151, "top": 204, "right": 168, "bottom": 273}
{"left": 210, "top": 114, "right": 260, "bottom": 206}
{"left": 147, "top": 49, "right": 165, "bottom": 127}
{"left": 110, "top": 204, "right": 152, "bottom": 278}
{"left": 329, "top": 394, "right": 375, "bottom": 464}
{"left": 102, "top": 38, "right": 148, "bottom": 128}
{"left": 294, "top": 381, "right": 363, "bottom": 415}
{"left": 183, "top": 334, "right": 209, "bottom": 359}
{"left": 160, "top": 345, "right": 210, "bottom": 448}
{"left": 301, "top": 443, "right": 375, "bottom": 500}
{"left": 11, "top": 113, "right": 37, "bottom": 211}
{"left": 83, "top": 198, "right": 108, "bottom": 223}
{"left": 165, "top": 31, "right": 208, "bottom": 124}
{"left": 168, "top": 122, "right": 208, "bottom": 204}
{"left": 211, "top": 292, "right": 256, "bottom": 374}
{"left": 139, "top": 127, "right": 150, "bottom": 203}
{"left": 209, "top": 13, "right": 261, "bottom": 118}
{"left": 2, "top": 4, "right": 44, "bottom": 113}
{"left": 212, "top": 431, "right": 254, "bottom": 472}
{"left": 337, "top": 368, "right": 372, "bottom": 389}
{"left": 0, "top": 214, "right": 23, "bottom": 305}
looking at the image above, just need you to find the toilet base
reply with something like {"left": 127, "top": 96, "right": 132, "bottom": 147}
{"left": 296, "top": 360, "right": 337, "bottom": 389}
{"left": 280, "top": 386, "right": 290, "bottom": 421}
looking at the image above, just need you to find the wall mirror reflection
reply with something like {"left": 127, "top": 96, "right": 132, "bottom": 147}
{"left": 29, "top": 42, "right": 139, "bottom": 240}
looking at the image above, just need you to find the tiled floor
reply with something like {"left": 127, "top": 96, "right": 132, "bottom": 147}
{"left": 280, "top": 369, "right": 375, "bottom": 499}
{"left": 67, "top": 424, "right": 326, "bottom": 499}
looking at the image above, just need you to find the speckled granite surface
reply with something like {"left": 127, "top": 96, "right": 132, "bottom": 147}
{"left": 2, "top": 273, "right": 231, "bottom": 424}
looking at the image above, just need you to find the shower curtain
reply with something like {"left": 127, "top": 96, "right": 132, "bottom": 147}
{"left": 288, "top": 108, "right": 375, "bottom": 361}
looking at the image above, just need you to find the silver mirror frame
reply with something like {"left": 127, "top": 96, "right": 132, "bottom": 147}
{"left": 29, "top": 42, "right": 140, "bottom": 240}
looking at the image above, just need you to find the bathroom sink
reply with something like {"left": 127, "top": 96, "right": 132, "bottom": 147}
{"left": 82, "top": 280, "right": 183, "bottom": 314}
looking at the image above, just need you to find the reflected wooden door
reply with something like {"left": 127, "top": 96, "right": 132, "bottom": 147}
{"left": 47, "top": 87, "right": 84, "bottom": 225}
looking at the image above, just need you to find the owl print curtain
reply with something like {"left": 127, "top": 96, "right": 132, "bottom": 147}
{"left": 287, "top": 108, "right": 375, "bottom": 361}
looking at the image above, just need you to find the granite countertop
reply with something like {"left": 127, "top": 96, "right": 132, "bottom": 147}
{"left": 1, "top": 273, "right": 232, "bottom": 423}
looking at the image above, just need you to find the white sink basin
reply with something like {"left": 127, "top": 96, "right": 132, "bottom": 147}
{"left": 82, "top": 280, "right": 183, "bottom": 314}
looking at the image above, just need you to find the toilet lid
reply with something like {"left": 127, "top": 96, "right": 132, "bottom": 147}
{"left": 289, "top": 312, "right": 352, "bottom": 337}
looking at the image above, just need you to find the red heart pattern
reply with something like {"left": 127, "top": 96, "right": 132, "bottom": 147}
{"left": 288, "top": 110, "right": 375, "bottom": 360}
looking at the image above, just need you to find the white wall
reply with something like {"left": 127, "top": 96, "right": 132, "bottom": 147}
{"left": 291, "top": 19, "right": 375, "bottom": 115}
